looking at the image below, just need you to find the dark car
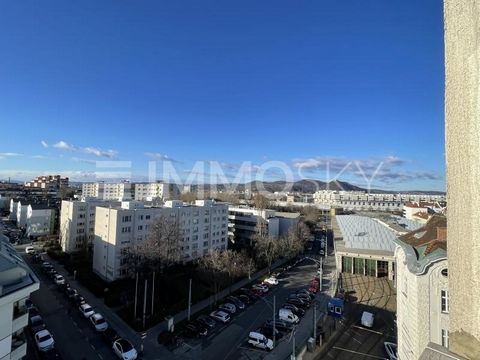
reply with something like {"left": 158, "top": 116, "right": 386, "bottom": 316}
{"left": 29, "top": 315, "right": 46, "bottom": 334}
{"left": 237, "top": 294, "right": 252, "bottom": 305}
{"left": 297, "top": 289, "right": 315, "bottom": 300}
{"left": 196, "top": 315, "right": 216, "bottom": 329}
{"left": 282, "top": 303, "right": 306, "bottom": 317}
{"left": 72, "top": 294, "right": 86, "bottom": 306}
{"left": 293, "top": 292, "right": 312, "bottom": 303}
{"left": 40, "top": 348, "right": 62, "bottom": 360}
{"left": 257, "top": 326, "right": 283, "bottom": 339}
{"left": 25, "top": 299, "right": 34, "bottom": 310}
{"left": 101, "top": 327, "right": 120, "bottom": 345}
{"left": 184, "top": 323, "right": 207, "bottom": 337}
{"left": 28, "top": 306, "right": 40, "bottom": 319}
{"left": 239, "top": 288, "right": 259, "bottom": 300}
{"left": 264, "top": 319, "right": 293, "bottom": 332}
{"left": 286, "top": 298, "right": 309, "bottom": 309}
{"left": 65, "top": 288, "right": 78, "bottom": 299}
{"left": 226, "top": 296, "right": 246, "bottom": 310}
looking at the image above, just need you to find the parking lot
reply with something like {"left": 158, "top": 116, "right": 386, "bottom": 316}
{"left": 324, "top": 274, "right": 397, "bottom": 360}
{"left": 20, "top": 245, "right": 126, "bottom": 360}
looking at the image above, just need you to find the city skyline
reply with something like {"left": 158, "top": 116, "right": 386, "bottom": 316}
{"left": 0, "top": 1, "right": 445, "bottom": 191}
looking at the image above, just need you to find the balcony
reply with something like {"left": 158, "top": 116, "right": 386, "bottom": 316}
{"left": 10, "top": 332, "right": 27, "bottom": 360}
{"left": 12, "top": 307, "right": 28, "bottom": 333}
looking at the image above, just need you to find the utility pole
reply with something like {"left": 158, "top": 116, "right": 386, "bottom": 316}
{"left": 187, "top": 278, "right": 192, "bottom": 321}
{"left": 273, "top": 295, "right": 276, "bottom": 348}
{"left": 142, "top": 279, "right": 148, "bottom": 329}
{"left": 151, "top": 272, "right": 155, "bottom": 315}
{"left": 134, "top": 272, "right": 138, "bottom": 320}
{"left": 291, "top": 328, "right": 296, "bottom": 360}
{"left": 313, "top": 302, "right": 317, "bottom": 342}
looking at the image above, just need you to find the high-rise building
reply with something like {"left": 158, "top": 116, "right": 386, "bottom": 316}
{"left": 92, "top": 200, "right": 229, "bottom": 282}
{"left": 81, "top": 182, "right": 132, "bottom": 201}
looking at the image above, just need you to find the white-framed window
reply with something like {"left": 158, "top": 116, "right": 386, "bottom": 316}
{"left": 441, "top": 329, "right": 449, "bottom": 348}
{"left": 441, "top": 290, "right": 449, "bottom": 313}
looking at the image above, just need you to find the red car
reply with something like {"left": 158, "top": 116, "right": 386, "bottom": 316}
{"left": 251, "top": 288, "right": 264, "bottom": 297}
{"left": 308, "top": 286, "right": 319, "bottom": 293}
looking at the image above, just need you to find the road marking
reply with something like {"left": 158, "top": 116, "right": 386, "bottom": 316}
{"left": 351, "top": 325, "right": 385, "bottom": 335}
{"left": 332, "top": 347, "right": 388, "bottom": 359}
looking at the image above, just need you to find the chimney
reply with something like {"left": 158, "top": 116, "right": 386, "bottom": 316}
{"left": 436, "top": 227, "right": 447, "bottom": 241}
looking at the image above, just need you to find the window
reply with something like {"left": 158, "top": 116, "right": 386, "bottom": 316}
{"left": 203, "top": 241, "right": 209, "bottom": 247}
{"left": 441, "top": 290, "right": 449, "bottom": 313}
{"left": 441, "top": 329, "right": 449, "bottom": 348}
{"left": 121, "top": 226, "right": 131, "bottom": 233}
{"left": 138, "top": 225, "right": 143, "bottom": 231}
{"left": 122, "top": 215, "right": 132, "bottom": 222}
{"left": 146, "top": 215, "right": 151, "bottom": 220}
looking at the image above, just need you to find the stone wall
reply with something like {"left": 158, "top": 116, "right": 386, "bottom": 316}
{"left": 444, "top": 1, "right": 480, "bottom": 358}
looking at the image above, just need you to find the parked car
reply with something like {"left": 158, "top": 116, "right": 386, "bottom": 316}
{"left": 287, "top": 294, "right": 311, "bottom": 307}
{"left": 250, "top": 288, "right": 264, "bottom": 297}
{"left": 90, "top": 313, "right": 108, "bottom": 332}
{"left": 34, "top": 329, "right": 55, "bottom": 352}
{"left": 25, "top": 246, "right": 35, "bottom": 254}
{"left": 79, "top": 303, "right": 95, "bottom": 318}
{"left": 29, "top": 315, "right": 46, "bottom": 334}
{"left": 72, "top": 294, "right": 86, "bottom": 306}
{"left": 32, "top": 254, "right": 42, "bottom": 263}
{"left": 297, "top": 289, "right": 315, "bottom": 300}
{"left": 218, "top": 303, "right": 236, "bottom": 314}
{"left": 41, "top": 261, "right": 52, "bottom": 269}
{"left": 248, "top": 331, "right": 274, "bottom": 351}
{"left": 184, "top": 322, "right": 208, "bottom": 337}
{"left": 281, "top": 303, "right": 306, "bottom": 318}
{"left": 101, "top": 328, "right": 120, "bottom": 345}
{"left": 210, "top": 310, "right": 230, "bottom": 324}
{"left": 308, "top": 285, "right": 319, "bottom": 294}
{"left": 29, "top": 306, "right": 40, "bottom": 318}
{"left": 361, "top": 311, "right": 375, "bottom": 328}
{"left": 252, "top": 284, "right": 269, "bottom": 293}
{"left": 286, "top": 298, "right": 309, "bottom": 309}
{"left": 237, "top": 294, "right": 252, "bottom": 305}
{"left": 40, "top": 348, "right": 62, "bottom": 360}
{"left": 196, "top": 314, "right": 216, "bottom": 329}
{"left": 65, "top": 288, "right": 78, "bottom": 299}
{"left": 263, "top": 276, "right": 279, "bottom": 286}
{"left": 239, "top": 288, "right": 259, "bottom": 300}
{"left": 112, "top": 338, "right": 137, "bottom": 360}
{"left": 257, "top": 326, "right": 283, "bottom": 340}
{"left": 264, "top": 319, "right": 293, "bottom": 332}
{"left": 384, "top": 342, "right": 398, "bottom": 360}
{"left": 54, "top": 274, "right": 65, "bottom": 285}
{"left": 25, "top": 299, "right": 34, "bottom": 310}
{"left": 279, "top": 308, "right": 300, "bottom": 324}
{"left": 226, "top": 296, "right": 246, "bottom": 310}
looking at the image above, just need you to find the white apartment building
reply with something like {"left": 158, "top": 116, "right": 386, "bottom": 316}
{"left": 403, "top": 201, "right": 446, "bottom": 221}
{"left": 132, "top": 182, "right": 180, "bottom": 201}
{"left": 313, "top": 190, "right": 446, "bottom": 212}
{"left": 81, "top": 182, "right": 132, "bottom": 201}
{"left": 24, "top": 174, "right": 68, "bottom": 190}
{"left": 60, "top": 199, "right": 120, "bottom": 253}
{"left": 0, "top": 234, "right": 40, "bottom": 360}
{"left": 394, "top": 215, "right": 449, "bottom": 360}
{"left": 227, "top": 207, "right": 300, "bottom": 246}
{"left": 93, "top": 200, "right": 229, "bottom": 282}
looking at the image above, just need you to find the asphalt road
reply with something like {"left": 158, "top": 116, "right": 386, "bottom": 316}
{"left": 22, "top": 251, "right": 119, "bottom": 360}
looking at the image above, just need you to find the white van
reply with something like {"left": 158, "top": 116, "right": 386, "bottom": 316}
{"left": 25, "top": 246, "right": 35, "bottom": 254}
{"left": 248, "top": 332, "right": 273, "bottom": 351}
{"left": 361, "top": 311, "right": 375, "bottom": 328}
{"left": 279, "top": 308, "right": 300, "bottom": 324}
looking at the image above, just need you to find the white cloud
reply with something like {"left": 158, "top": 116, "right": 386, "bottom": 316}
{"left": 71, "top": 157, "right": 97, "bottom": 164}
{"left": 82, "top": 147, "right": 118, "bottom": 159}
{"left": 0, "top": 152, "right": 22, "bottom": 157}
{"left": 145, "top": 152, "right": 177, "bottom": 162}
{"left": 31, "top": 155, "right": 47, "bottom": 159}
{"left": 50, "top": 140, "right": 118, "bottom": 159}
{"left": 53, "top": 141, "right": 76, "bottom": 151}
{"left": 41, "top": 140, "right": 49, "bottom": 148}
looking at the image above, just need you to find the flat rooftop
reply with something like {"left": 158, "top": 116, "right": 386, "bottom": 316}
{"left": 334, "top": 215, "right": 397, "bottom": 256}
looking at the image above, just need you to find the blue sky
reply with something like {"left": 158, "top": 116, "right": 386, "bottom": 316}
{"left": 0, "top": 0, "right": 445, "bottom": 191}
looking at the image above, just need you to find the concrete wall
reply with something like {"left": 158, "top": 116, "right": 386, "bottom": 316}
{"left": 444, "top": 1, "right": 480, "bottom": 358}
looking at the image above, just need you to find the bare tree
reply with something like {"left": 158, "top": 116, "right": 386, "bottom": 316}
{"left": 238, "top": 250, "right": 256, "bottom": 280}
{"left": 279, "top": 221, "right": 311, "bottom": 259}
{"left": 253, "top": 193, "right": 270, "bottom": 210}
{"left": 181, "top": 192, "right": 197, "bottom": 203}
{"left": 125, "top": 215, "right": 181, "bottom": 277}
{"left": 198, "top": 249, "right": 228, "bottom": 303}
{"left": 253, "top": 219, "right": 279, "bottom": 274}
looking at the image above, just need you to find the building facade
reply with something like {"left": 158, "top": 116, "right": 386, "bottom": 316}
{"left": 93, "top": 200, "right": 229, "bottom": 282}
{"left": 81, "top": 182, "right": 132, "bottom": 201}
{"left": 24, "top": 175, "right": 68, "bottom": 191}
{"left": 25, "top": 205, "right": 55, "bottom": 238}
{"left": 313, "top": 190, "right": 446, "bottom": 212}
{"left": 0, "top": 234, "right": 40, "bottom": 360}
{"left": 227, "top": 207, "right": 299, "bottom": 246}
{"left": 132, "top": 182, "right": 180, "bottom": 201}
{"left": 60, "top": 199, "right": 119, "bottom": 253}
{"left": 394, "top": 215, "right": 449, "bottom": 360}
